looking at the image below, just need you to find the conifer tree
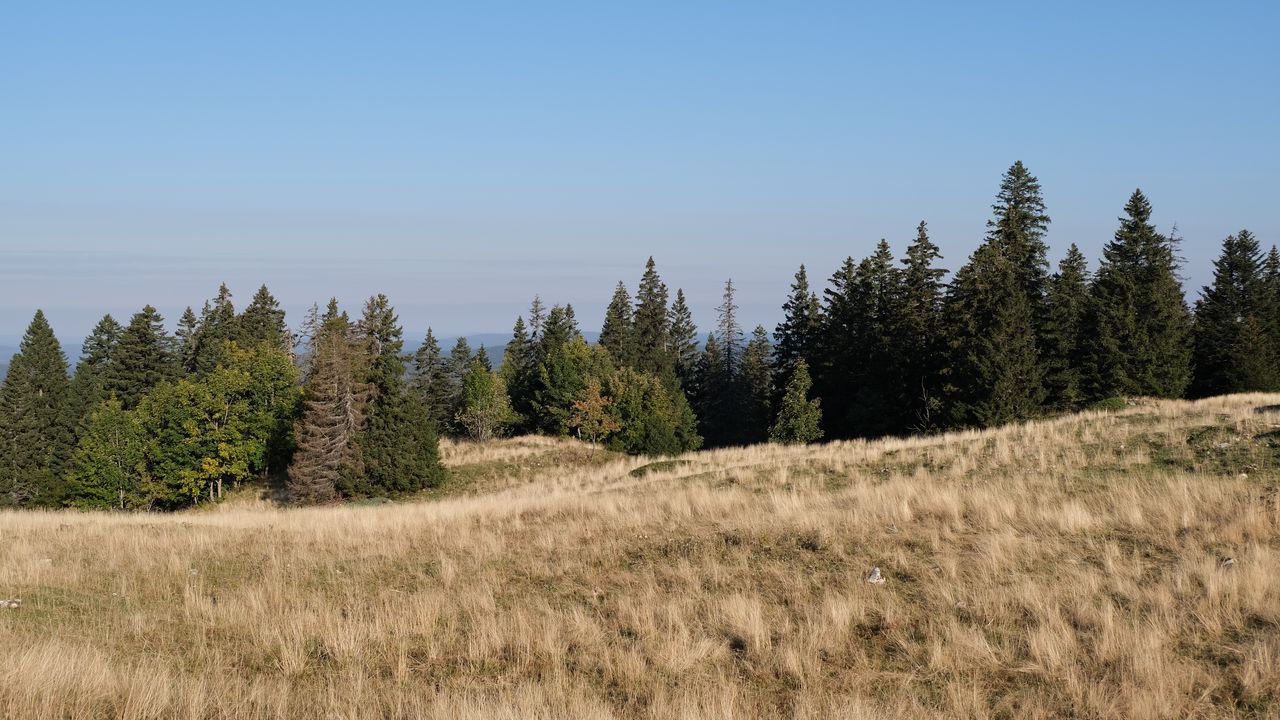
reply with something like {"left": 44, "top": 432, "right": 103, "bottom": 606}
{"left": 0, "top": 310, "right": 73, "bottom": 506}
{"left": 193, "top": 284, "right": 240, "bottom": 375}
{"left": 741, "top": 325, "right": 774, "bottom": 443}
{"left": 239, "top": 284, "right": 288, "bottom": 349}
{"left": 287, "top": 308, "right": 369, "bottom": 504}
{"left": 770, "top": 360, "right": 822, "bottom": 445}
{"left": 1043, "top": 244, "right": 1091, "bottom": 407}
{"left": 667, "top": 288, "right": 699, "bottom": 388}
{"left": 346, "top": 294, "right": 444, "bottom": 497}
{"left": 68, "top": 314, "right": 122, "bottom": 428}
{"left": 773, "top": 265, "right": 822, "bottom": 389}
{"left": 898, "top": 222, "right": 947, "bottom": 430}
{"left": 945, "top": 242, "right": 1045, "bottom": 426}
{"left": 175, "top": 307, "right": 199, "bottom": 375}
{"left": 716, "top": 279, "right": 744, "bottom": 378}
{"left": 527, "top": 296, "right": 547, "bottom": 341}
{"left": 1083, "top": 190, "right": 1192, "bottom": 399}
{"left": 64, "top": 398, "right": 144, "bottom": 509}
{"left": 1191, "top": 231, "right": 1273, "bottom": 396}
{"left": 412, "top": 328, "right": 452, "bottom": 426}
{"left": 633, "top": 257, "right": 672, "bottom": 376}
{"left": 106, "top": 305, "right": 177, "bottom": 409}
{"left": 500, "top": 317, "right": 537, "bottom": 430}
{"left": 600, "top": 281, "right": 637, "bottom": 367}
{"left": 1265, "top": 246, "right": 1280, "bottom": 375}
{"left": 987, "top": 161, "right": 1052, "bottom": 328}
{"left": 445, "top": 337, "right": 474, "bottom": 433}
{"left": 475, "top": 345, "right": 493, "bottom": 372}
{"left": 693, "top": 281, "right": 749, "bottom": 446}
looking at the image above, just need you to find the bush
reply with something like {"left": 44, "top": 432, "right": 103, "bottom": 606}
{"left": 1088, "top": 396, "right": 1129, "bottom": 412}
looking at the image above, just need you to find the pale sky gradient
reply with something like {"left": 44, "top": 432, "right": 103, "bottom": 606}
{"left": 3, "top": 1, "right": 1277, "bottom": 345}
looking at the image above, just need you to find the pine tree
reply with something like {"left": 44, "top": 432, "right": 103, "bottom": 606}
{"left": 175, "top": 307, "right": 199, "bottom": 375}
{"left": 1265, "top": 246, "right": 1280, "bottom": 376}
{"left": 527, "top": 296, "right": 547, "bottom": 341}
{"left": 1192, "top": 231, "right": 1273, "bottom": 396}
{"left": 1043, "top": 244, "right": 1091, "bottom": 407}
{"left": 475, "top": 345, "right": 493, "bottom": 372}
{"left": 346, "top": 294, "right": 445, "bottom": 497}
{"left": 445, "top": 336, "right": 474, "bottom": 430}
{"left": 0, "top": 310, "right": 73, "bottom": 506}
{"left": 68, "top": 314, "right": 123, "bottom": 429}
{"left": 1083, "top": 190, "right": 1192, "bottom": 399}
{"left": 987, "top": 160, "right": 1052, "bottom": 327}
{"left": 898, "top": 222, "right": 947, "bottom": 430}
{"left": 667, "top": 288, "right": 699, "bottom": 388}
{"left": 633, "top": 257, "right": 672, "bottom": 376}
{"left": 500, "top": 316, "right": 536, "bottom": 431}
{"left": 773, "top": 265, "right": 822, "bottom": 389}
{"left": 106, "top": 305, "right": 177, "bottom": 409}
{"left": 693, "top": 280, "right": 749, "bottom": 446}
{"left": 411, "top": 328, "right": 452, "bottom": 426}
{"left": 287, "top": 310, "right": 370, "bottom": 504}
{"left": 945, "top": 242, "right": 1045, "bottom": 426}
{"left": 600, "top": 281, "right": 637, "bottom": 367}
{"left": 741, "top": 325, "right": 774, "bottom": 444}
{"left": 770, "top": 360, "right": 822, "bottom": 445}
{"left": 239, "top": 284, "right": 288, "bottom": 350}
{"left": 716, "top": 279, "right": 744, "bottom": 379}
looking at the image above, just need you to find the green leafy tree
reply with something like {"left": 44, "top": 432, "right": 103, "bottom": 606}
{"left": 1192, "top": 231, "right": 1274, "bottom": 395}
{"left": 770, "top": 360, "right": 823, "bottom": 445}
{"left": 603, "top": 367, "right": 699, "bottom": 455}
{"left": 65, "top": 398, "right": 145, "bottom": 509}
{"left": 0, "top": 310, "right": 74, "bottom": 507}
{"left": 457, "top": 360, "right": 517, "bottom": 442}
{"left": 570, "top": 378, "right": 620, "bottom": 445}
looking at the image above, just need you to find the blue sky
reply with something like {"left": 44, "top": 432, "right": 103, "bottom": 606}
{"left": 2, "top": 1, "right": 1277, "bottom": 344}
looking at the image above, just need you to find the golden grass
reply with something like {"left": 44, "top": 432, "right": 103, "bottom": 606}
{"left": 3, "top": 394, "right": 1280, "bottom": 719}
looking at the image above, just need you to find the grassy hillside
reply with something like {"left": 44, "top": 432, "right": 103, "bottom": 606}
{"left": 3, "top": 395, "right": 1280, "bottom": 719}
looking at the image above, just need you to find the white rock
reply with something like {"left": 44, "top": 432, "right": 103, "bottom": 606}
{"left": 866, "top": 567, "right": 886, "bottom": 585}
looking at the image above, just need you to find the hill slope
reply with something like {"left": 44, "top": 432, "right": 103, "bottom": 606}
{"left": 3, "top": 395, "right": 1280, "bottom": 719}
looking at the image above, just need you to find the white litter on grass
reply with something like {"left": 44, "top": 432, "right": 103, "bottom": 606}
{"left": 866, "top": 567, "right": 886, "bottom": 585}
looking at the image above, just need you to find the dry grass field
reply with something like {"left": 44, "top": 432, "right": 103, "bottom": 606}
{"left": 3, "top": 395, "right": 1280, "bottom": 719}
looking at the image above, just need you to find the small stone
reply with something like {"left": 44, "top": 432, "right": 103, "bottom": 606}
{"left": 1219, "top": 556, "right": 1235, "bottom": 570}
{"left": 866, "top": 567, "right": 886, "bottom": 586}
{"left": 1, "top": 599, "right": 21, "bottom": 609}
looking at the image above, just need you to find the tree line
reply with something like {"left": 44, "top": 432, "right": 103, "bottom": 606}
{"left": 1, "top": 161, "right": 1277, "bottom": 510}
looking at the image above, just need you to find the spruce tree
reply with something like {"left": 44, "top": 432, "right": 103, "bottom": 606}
{"left": 770, "top": 360, "right": 823, "bottom": 445}
{"left": 475, "top": 345, "right": 493, "bottom": 372}
{"left": 633, "top": 257, "right": 672, "bottom": 376}
{"left": 1260, "top": 246, "right": 1280, "bottom": 382}
{"left": 500, "top": 316, "right": 536, "bottom": 431}
{"left": 68, "top": 314, "right": 122, "bottom": 429}
{"left": 239, "top": 284, "right": 288, "bottom": 349}
{"left": 346, "top": 294, "right": 445, "bottom": 497}
{"left": 175, "top": 307, "right": 199, "bottom": 376}
{"left": 287, "top": 309, "right": 369, "bottom": 504}
{"left": 107, "top": 305, "right": 177, "bottom": 409}
{"left": 600, "top": 281, "right": 637, "bottom": 366}
{"left": 192, "top": 284, "right": 240, "bottom": 375}
{"left": 0, "top": 310, "right": 73, "bottom": 507}
{"left": 987, "top": 160, "right": 1052, "bottom": 326}
{"left": 898, "top": 222, "right": 946, "bottom": 430}
{"left": 445, "top": 337, "right": 474, "bottom": 433}
{"left": 1191, "top": 231, "right": 1273, "bottom": 396}
{"left": 527, "top": 296, "right": 547, "bottom": 341}
{"left": 1083, "top": 190, "right": 1192, "bottom": 399}
{"left": 667, "top": 288, "right": 699, "bottom": 389}
{"left": 945, "top": 242, "right": 1045, "bottom": 426}
{"left": 741, "top": 325, "right": 774, "bottom": 443}
{"left": 773, "top": 264, "right": 822, "bottom": 390}
{"left": 412, "top": 328, "right": 452, "bottom": 426}
{"left": 1043, "top": 244, "right": 1091, "bottom": 408}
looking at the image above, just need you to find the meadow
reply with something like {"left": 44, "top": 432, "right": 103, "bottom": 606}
{"left": 3, "top": 394, "right": 1279, "bottom": 719}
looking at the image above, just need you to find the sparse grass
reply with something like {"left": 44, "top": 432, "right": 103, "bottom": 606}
{"left": 3, "top": 394, "right": 1280, "bottom": 718}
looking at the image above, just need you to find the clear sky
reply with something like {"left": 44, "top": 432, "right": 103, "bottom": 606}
{"left": 2, "top": 1, "right": 1277, "bottom": 344}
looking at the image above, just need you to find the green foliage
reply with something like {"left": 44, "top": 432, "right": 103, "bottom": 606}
{"left": 65, "top": 398, "right": 145, "bottom": 509}
{"left": 600, "top": 281, "right": 637, "bottom": 367}
{"left": 1192, "top": 230, "right": 1274, "bottom": 396}
{"left": 741, "top": 325, "right": 774, "bottom": 444}
{"left": 633, "top": 257, "right": 672, "bottom": 377}
{"left": 0, "top": 310, "right": 74, "bottom": 507}
{"left": 603, "top": 367, "right": 700, "bottom": 456}
{"left": 107, "top": 305, "right": 178, "bottom": 409}
{"left": 770, "top": 360, "right": 823, "bottom": 445}
{"left": 667, "top": 288, "right": 699, "bottom": 389}
{"left": 411, "top": 328, "right": 452, "bottom": 427}
{"left": 458, "top": 360, "right": 517, "bottom": 442}
{"left": 1043, "top": 244, "right": 1091, "bottom": 408}
{"left": 1087, "top": 396, "right": 1129, "bottom": 412}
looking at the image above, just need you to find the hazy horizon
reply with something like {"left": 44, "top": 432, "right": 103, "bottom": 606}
{"left": 4, "top": 2, "right": 1277, "bottom": 340}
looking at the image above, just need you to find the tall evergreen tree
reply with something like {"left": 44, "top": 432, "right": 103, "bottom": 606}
{"left": 445, "top": 337, "right": 474, "bottom": 433}
{"left": 175, "top": 307, "right": 199, "bottom": 376}
{"left": 1191, "top": 231, "right": 1274, "bottom": 396}
{"left": 1043, "top": 244, "right": 1091, "bottom": 407}
{"left": 239, "top": 284, "right": 288, "bottom": 349}
{"left": 668, "top": 288, "right": 699, "bottom": 389}
{"left": 741, "top": 325, "right": 774, "bottom": 443}
{"left": 1083, "top": 190, "right": 1192, "bottom": 399}
{"left": 107, "top": 305, "right": 177, "bottom": 409}
{"left": 287, "top": 309, "right": 369, "bottom": 504}
{"left": 773, "top": 265, "right": 822, "bottom": 390}
{"left": 500, "top": 316, "right": 537, "bottom": 431}
{"left": 986, "top": 160, "right": 1052, "bottom": 328}
{"left": 0, "top": 310, "right": 73, "bottom": 507}
{"left": 633, "top": 257, "right": 672, "bottom": 377}
{"left": 600, "top": 281, "right": 637, "bottom": 367}
{"left": 412, "top": 328, "right": 452, "bottom": 426}
{"left": 1264, "top": 246, "right": 1280, "bottom": 376}
{"left": 192, "top": 284, "right": 240, "bottom": 375}
{"left": 68, "top": 314, "right": 123, "bottom": 428}
{"left": 898, "top": 222, "right": 947, "bottom": 431}
{"left": 527, "top": 296, "right": 547, "bottom": 341}
{"left": 716, "top": 278, "right": 744, "bottom": 379}
{"left": 944, "top": 242, "right": 1045, "bottom": 426}
{"left": 345, "top": 295, "right": 444, "bottom": 497}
